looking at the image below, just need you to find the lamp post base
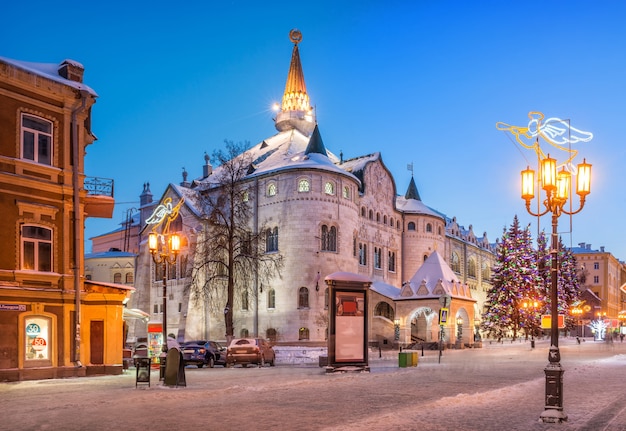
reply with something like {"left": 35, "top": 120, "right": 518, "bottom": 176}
{"left": 540, "top": 359, "right": 567, "bottom": 423}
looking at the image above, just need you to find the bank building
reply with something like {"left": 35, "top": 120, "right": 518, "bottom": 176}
{"left": 96, "top": 30, "right": 496, "bottom": 354}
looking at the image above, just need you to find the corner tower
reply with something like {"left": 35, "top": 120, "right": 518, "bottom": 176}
{"left": 274, "top": 29, "right": 316, "bottom": 136}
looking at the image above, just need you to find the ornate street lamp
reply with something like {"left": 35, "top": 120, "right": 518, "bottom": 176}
{"left": 521, "top": 298, "right": 540, "bottom": 348}
{"left": 148, "top": 231, "right": 181, "bottom": 356}
{"left": 521, "top": 154, "right": 591, "bottom": 423}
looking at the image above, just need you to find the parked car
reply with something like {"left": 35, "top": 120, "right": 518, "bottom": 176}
{"left": 226, "top": 338, "right": 276, "bottom": 368}
{"left": 181, "top": 340, "right": 227, "bottom": 368}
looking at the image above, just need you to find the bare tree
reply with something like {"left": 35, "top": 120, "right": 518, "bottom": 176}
{"left": 189, "top": 140, "right": 283, "bottom": 340}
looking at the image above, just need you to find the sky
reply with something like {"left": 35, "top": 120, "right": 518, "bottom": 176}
{"left": 3, "top": 1, "right": 626, "bottom": 260}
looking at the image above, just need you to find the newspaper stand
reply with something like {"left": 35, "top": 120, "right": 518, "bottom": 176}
{"left": 134, "top": 356, "right": 151, "bottom": 387}
{"left": 325, "top": 272, "right": 371, "bottom": 373}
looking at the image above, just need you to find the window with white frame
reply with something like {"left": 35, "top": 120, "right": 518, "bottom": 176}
{"left": 267, "top": 183, "right": 277, "bottom": 196}
{"left": 594, "top": 262, "right": 599, "bottom": 270}
{"left": 298, "top": 179, "right": 310, "bottom": 192}
{"left": 21, "top": 114, "right": 53, "bottom": 165}
{"left": 21, "top": 225, "right": 52, "bottom": 271}
{"left": 324, "top": 181, "right": 334, "bottom": 195}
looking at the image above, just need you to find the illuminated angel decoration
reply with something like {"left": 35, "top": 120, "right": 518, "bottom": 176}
{"left": 496, "top": 111, "right": 593, "bottom": 168}
{"left": 145, "top": 196, "right": 185, "bottom": 233}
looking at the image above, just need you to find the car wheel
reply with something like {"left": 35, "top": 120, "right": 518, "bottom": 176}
{"left": 197, "top": 363, "right": 204, "bottom": 368}
{"left": 270, "top": 358, "right": 275, "bottom": 367}
{"left": 242, "top": 363, "right": 248, "bottom": 368}
{"left": 207, "top": 356, "right": 215, "bottom": 368}
{"left": 259, "top": 357, "right": 265, "bottom": 368}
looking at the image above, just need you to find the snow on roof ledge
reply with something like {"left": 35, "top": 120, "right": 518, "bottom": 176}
{"left": 325, "top": 272, "right": 371, "bottom": 284}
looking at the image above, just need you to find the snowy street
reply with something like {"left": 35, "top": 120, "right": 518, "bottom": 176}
{"left": 3, "top": 337, "right": 626, "bottom": 431}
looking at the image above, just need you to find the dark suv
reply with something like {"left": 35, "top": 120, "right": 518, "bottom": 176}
{"left": 182, "top": 340, "right": 227, "bottom": 368}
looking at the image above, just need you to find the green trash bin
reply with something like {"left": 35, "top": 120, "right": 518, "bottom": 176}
{"left": 398, "top": 351, "right": 409, "bottom": 368}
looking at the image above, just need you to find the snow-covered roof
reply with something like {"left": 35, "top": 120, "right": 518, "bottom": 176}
{"left": 404, "top": 251, "right": 474, "bottom": 301}
{"left": 395, "top": 196, "right": 445, "bottom": 219}
{"left": 0, "top": 56, "right": 97, "bottom": 96}
{"left": 85, "top": 250, "right": 136, "bottom": 259}
{"left": 325, "top": 272, "right": 372, "bottom": 284}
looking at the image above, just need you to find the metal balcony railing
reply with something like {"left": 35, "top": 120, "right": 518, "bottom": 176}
{"left": 84, "top": 176, "right": 114, "bottom": 197}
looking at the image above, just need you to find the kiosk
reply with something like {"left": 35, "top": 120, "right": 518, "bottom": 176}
{"left": 325, "top": 272, "right": 371, "bottom": 372}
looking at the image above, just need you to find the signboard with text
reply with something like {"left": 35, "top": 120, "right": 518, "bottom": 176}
{"left": 541, "top": 314, "right": 565, "bottom": 329}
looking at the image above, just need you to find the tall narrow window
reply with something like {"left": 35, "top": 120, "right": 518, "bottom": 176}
{"left": 113, "top": 273, "right": 122, "bottom": 283}
{"left": 21, "top": 114, "right": 53, "bottom": 165}
{"left": 374, "top": 247, "right": 382, "bottom": 269}
{"left": 298, "top": 287, "right": 309, "bottom": 308}
{"left": 321, "top": 225, "right": 337, "bottom": 252}
{"left": 267, "top": 183, "right": 277, "bottom": 196}
{"left": 299, "top": 327, "right": 310, "bottom": 340}
{"left": 408, "top": 222, "right": 416, "bottom": 231}
{"left": 21, "top": 225, "right": 52, "bottom": 272}
{"left": 267, "top": 288, "right": 276, "bottom": 309}
{"left": 241, "top": 290, "right": 249, "bottom": 310}
{"left": 359, "top": 243, "right": 367, "bottom": 266}
{"left": 266, "top": 227, "right": 278, "bottom": 252}
{"left": 426, "top": 223, "right": 433, "bottom": 233}
{"left": 451, "top": 252, "right": 461, "bottom": 273}
{"left": 388, "top": 251, "right": 396, "bottom": 272}
{"left": 468, "top": 258, "right": 477, "bottom": 278}
{"left": 343, "top": 186, "right": 350, "bottom": 199}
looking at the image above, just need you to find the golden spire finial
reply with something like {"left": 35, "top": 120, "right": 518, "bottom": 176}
{"left": 289, "top": 29, "right": 302, "bottom": 45}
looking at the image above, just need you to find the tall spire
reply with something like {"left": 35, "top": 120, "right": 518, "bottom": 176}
{"left": 275, "top": 29, "right": 316, "bottom": 136}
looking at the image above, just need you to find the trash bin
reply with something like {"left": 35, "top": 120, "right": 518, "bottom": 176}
{"left": 398, "top": 351, "right": 409, "bottom": 368}
{"left": 134, "top": 356, "right": 151, "bottom": 387}
{"left": 410, "top": 350, "right": 418, "bottom": 367}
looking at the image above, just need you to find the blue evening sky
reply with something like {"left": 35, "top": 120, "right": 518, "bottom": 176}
{"left": 4, "top": 1, "right": 626, "bottom": 260}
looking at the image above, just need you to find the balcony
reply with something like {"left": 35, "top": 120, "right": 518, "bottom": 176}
{"left": 84, "top": 176, "right": 115, "bottom": 218}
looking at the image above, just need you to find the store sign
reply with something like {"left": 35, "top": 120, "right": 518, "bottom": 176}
{"left": 0, "top": 304, "right": 26, "bottom": 311}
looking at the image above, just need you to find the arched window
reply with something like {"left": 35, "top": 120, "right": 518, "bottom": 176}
{"left": 376, "top": 212, "right": 381, "bottom": 222}
{"left": 267, "top": 183, "right": 277, "bottom": 196}
{"left": 113, "top": 273, "right": 122, "bottom": 283}
{"left": 438, "top": 226, "right": 442, "bottom": 235}
{"left": 343, "top": 186, "right": 350, "bottom": 199}
{"left": 374, "top": 302, "right": 395, "bottom": 320}
{"left": 408, "top": 222, "right": 416, "bottom": 231}
{"left": 468, "top": 258, "right": 477, "bottom": 278}
{"left": 298, "top": 179, "right": 310, "bottom": 192}
{"left": 267, "top": 288, "right": 276, "bottom": 309}
{"left": 299, "top": 327, "right": 310, "bottom": 340}
{"left": 242, "top": 190, "right": 249, "bottom": 202}
{"left": 240, "top": 328, "right": 249, "bottom": 338}
{"left": 21, "top": 225, "right": 52, "bottom": 271}
{"left": 321, "top": 225, "right": 337, "bottom": 252}
{"left": 266, "top": 328, "right": 277, "bottom": 342}
{"left": 426, "top": 223, "right": 433, "bottom": 233}
{"left": 324, "top": 181, "right": 334, "bottom": 195}
{"left": 298, "top": 287, "right": 309, "bottom": 309}
{"left": 368, "top": 210, "right": 373, "bottom": 220}
{"left": 125, "top": 272, "right": 134, "bottom": 284}
{"left": 451, "top": 252, "right": 461, "bottom": 273}
{"left": 383, "top": 215, "right": 387, "bottom": 224}
{"left": 361, "top": 207, "right": 366, "bottom": 217}
{"left": 390, "top": 217, "right": 394, "bottom": 227}
{"left": 265, "top": 227, "right": 278, "bottom": 252}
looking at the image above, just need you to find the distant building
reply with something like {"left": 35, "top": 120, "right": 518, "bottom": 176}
{"left": 0, "top": 55, "right": 127, "bottom": 381}
{"left": 570, "top": 242, "right": 626, "bottom": 325}
{"left": 121, "top": 31, "right": 497, "bottom": 348}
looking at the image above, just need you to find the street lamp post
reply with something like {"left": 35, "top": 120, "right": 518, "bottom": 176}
{"left": 148, "top": 231, "right": 181, "bottom": 356}
{"left": 571, "top": 307, "right": 583, "bottom": 338}
{"left": 521, "top": 154, "right": 591, "bottom": 423}
{"left": 521, "top": 298, "right": 540, "bottom": 348}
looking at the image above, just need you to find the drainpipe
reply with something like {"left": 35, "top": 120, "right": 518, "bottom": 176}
{"left": 253, "top": 176, "right": 259, "bottom": 337}
{"left": 72, "top": 90, "right": 90, "bottom": 367}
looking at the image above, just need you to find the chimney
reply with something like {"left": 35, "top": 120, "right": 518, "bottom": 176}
{"left": 587, "top": 244, "right": 591, "bottom": 250}
{"left": 57, "top": 59, "right": 84, "bottom": 83}
{"left": 578, "top": 242, "right": 586, "bottom": 248}
{"left": 600, "top": 246, "right": 605, "bottom": 252}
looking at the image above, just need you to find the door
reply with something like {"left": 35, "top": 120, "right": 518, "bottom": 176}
{"left": 90, "top": 320, "right": 104, "bottom": 364}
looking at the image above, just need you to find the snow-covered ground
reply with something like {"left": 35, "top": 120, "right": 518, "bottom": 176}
{"left": 2, "top": 337, "right": 626, "bottom": 431}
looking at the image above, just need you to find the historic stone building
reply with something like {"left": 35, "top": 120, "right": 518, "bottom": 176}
{"left": 0, "top": 55, "right": 128, "bottom": 381}
{"left": 108, "top": 31, "right": 496, "bottom": 349}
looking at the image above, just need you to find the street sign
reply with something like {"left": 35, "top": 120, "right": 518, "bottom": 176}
{"left": 439, "top": 308, "right": 449, "bottom": 324}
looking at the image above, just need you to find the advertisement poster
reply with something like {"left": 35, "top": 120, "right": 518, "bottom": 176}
{"left": 335, "top": 291, "right": 365, "bottom": 362}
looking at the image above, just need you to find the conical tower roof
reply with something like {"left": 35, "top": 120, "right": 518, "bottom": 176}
{"left": 405, "top": 176, "right": 421, "bottom": 200}
{"left": 275, "top": 29, "right": 316, "bottom": 136}
{"left": 304, "top": 124, "right": 327, "bottom": 156}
